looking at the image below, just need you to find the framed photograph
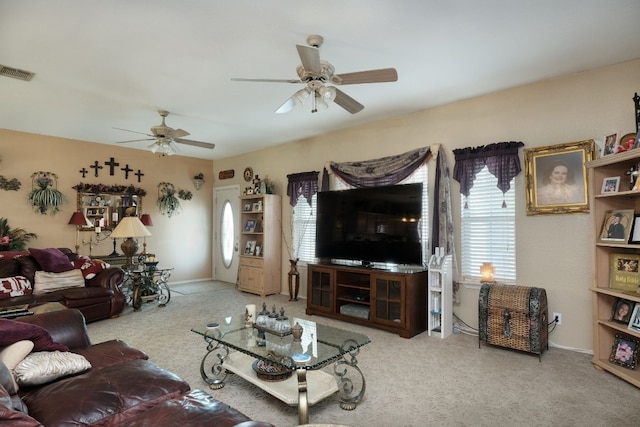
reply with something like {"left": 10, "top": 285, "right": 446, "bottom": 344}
{"left": 609, "top": 253, "right": 640, "bottom": 292}
{"left": 628, "top": 303, "right": 640, "bottom": 333}
{"left": 244, "top": 240, "right": 256, "bottom": 255}
{"left": 598, "top": 209, "right": 634, "bottom": 243}
{"left": 243, "top": 203, "right": 252, "bottom": 212}
{"left": 244, "top": 219, "right": 257, "bottom": 232}
{"left": 524, "top": 139, "right": 594, "bottom": 215}
{"left": 609, "top": 334, "right": 639, "bottom": 369}
{"left": 601, "top": 132, "right": 618, "bottom": 156}
{"left": 252, "top": 201, "right": 262, "bottom": 212}
{"left": 255, "top": 245, "right": 262, "bottom": 257}
{"left": 611, "top": 298, "right": 634, "bottom": 323}
{"left": 628, "top": 215, "right": 640, "bottom": 243}
{"left": 619, "top": 132, "right": 637, "bottom": 151}
{"left": 601, "top": 176, "right": 620, "bottom": 194}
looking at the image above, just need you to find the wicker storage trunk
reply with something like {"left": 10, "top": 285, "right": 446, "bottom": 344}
{"left": 478, "top": 283, "right": 548, "bottom": 360}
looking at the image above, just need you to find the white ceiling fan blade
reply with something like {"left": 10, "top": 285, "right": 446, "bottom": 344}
{"left": 334, "top": 88, "right": 364, "bottom": 114}
{"left": 296, "top": 44, "right": 321, "bottom": 75}
{"left": 231, "top": 77, "right": 302, "bottom": 84}
{"left": 169, "top": 128, "right": 190, "bottom": 138}
{"left": 331, "top": 68, "right": 398, "bottom": 85}
{"left": 113, "top": 127, "right": 154, "bottom": 137}
{"left": 115, "top": 138, "right": 155, "bottom": 144}
{"left": 174, "top": 138, "right": 215, "bottom": 149}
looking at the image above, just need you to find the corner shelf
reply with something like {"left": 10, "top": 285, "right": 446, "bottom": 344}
{"left": 427, "top": 253, "right": 452, "bottom": 339}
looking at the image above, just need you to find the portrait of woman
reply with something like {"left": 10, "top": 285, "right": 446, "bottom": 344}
{"left": 536, "top": 159, "right": 585, "bottom": 206}
{"left": 612, "top": 299, "right": 633, "bottom": 323}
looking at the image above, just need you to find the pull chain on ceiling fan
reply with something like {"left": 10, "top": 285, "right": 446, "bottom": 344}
{"left": 232, "top": 35, "right": 398, "bottom": 114}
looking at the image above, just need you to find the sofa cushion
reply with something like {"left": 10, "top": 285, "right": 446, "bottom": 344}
{"left": 0, "top": 341, "right": 34, "bottom": 392}
{"left": 20, "top": 359, "right": 190, "bottom": 426}
{"left": 72, "top": 256, "right": 110, "bottom": 279}
{"left": 0, "top": 375, "right": 37, "bottom": 427}
{"left": 33, "top": 269, "right": 84, "bottom": 295}
{"left": 0, "top": 318, "right": 68, "bottom": 352}
{"left": 72, "top": 339, "right": 148, "bottom": 370}
{"left": 0, "top": 259, "right": 21, "bottom": 278}
{"left": 0, "top": 276, "right": 32, "bottom": 300}
{"left": 15, "top": 351, "right": 91, "bottom": 386}
{"left": 28, "top": 248, "right": 73, "bottom": 273}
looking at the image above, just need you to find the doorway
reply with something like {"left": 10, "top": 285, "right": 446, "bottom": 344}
{"left": 213, "top": 185, "right": 240, "bottom": 283}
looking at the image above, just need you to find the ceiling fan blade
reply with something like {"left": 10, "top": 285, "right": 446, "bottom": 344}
{"left": 231, "top": 77, "right": 302, "bottom": 84}
{"left": 333, "top": 88, "right": 364, "bottom": 114}
{"left": 170, "top": 128, "right": 190, "bottom": 138}
{"left": 113, "top": 127, "right": 154, "bottom": 137}
{"left": 296, "top": 44, "right": 321, "bottom": 75}
{"left": 115, "top": 138, "right": 155, "bottom": 144}
{"left": 331, "top": 68, "right": 398, "bottom": 85}
{"left": 174, "top": 138, "right": 216, "bottom": 149}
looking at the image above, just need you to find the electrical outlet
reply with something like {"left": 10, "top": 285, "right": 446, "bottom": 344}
{"left": 553, "top": 312, "right": 562, "bottom": 325}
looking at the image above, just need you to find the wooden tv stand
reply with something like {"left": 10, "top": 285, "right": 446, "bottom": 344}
{"left": 306, "top": 263, "right": 428, "bottom": 338}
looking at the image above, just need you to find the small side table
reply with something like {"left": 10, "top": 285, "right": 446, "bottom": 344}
{"left": 122, "top": 266, "right": 173, "bottom": 311}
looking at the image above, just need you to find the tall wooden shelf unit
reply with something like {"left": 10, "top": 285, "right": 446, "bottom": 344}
{"left": 586, "top": 148, "right": 640, "bottom": 388}
{"left": 238, "top": 194, "right": 281, "bottom": 297}
{"left": 428, "top": 254, "right": 453, "bottom": 339}
{"left": 306, "top": 263, "right": 428, "bottom": 338}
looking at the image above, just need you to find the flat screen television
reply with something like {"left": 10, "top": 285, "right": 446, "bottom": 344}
{"left": 315, "top": 183, "right": 423, "bottom": 266}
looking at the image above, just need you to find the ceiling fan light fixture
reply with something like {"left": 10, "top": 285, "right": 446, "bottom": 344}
{"left": 319, "top": 86, "right": 336, "bottom": 102}
{"left": 293, "top": 88, "right": 311, "bottom": 107}
{"left": 313, "top": 91, "right": 329, "bottom": 112}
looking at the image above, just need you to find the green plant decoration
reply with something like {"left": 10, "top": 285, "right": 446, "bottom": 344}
{"left": 0, "top": 217, "right": 37, "bottom": 251}
{"left": 0, "top": 156, "right": 21, "bottom": 191}
{"left": 178, "top": 189, "right": 193, "bottom": 200}
{"left": 28, "top": 171, "right": 65, "bottom": 215}
{"left": 157, "top": 182, "right": 181, "bottom": 217}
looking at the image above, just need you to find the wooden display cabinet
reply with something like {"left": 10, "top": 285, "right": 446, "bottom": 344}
{"left": 238, "top": 194, "right": 281, "bottom": 297}
{"left": 306, "top": 263, "right": 428, "bottom": 338}
{"left": 586, "top": 148, "right": 640, "bottom": 388}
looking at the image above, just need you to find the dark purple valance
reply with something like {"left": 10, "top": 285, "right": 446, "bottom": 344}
{"left": 453, "top": 141, "right": 524, "bottom": 198}
{"left": 329, "top": 147, "right": 432, "bottom": 188}
{"left": 286, "top": 171, "right": 319, "bottom": 207}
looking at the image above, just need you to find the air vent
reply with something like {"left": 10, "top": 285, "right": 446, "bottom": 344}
{"left": 0, "top": 65, "right": 35, "bottom": 81}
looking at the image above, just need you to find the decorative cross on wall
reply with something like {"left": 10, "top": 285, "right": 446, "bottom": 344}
{"left": 79, "top": 168, "right": 88, "bottom": 178}
{"left": 121, "top": 164, "right": 133, "bottom": 179}
{"left": 79, "top": 157, "right": 144, "bottom": 182}
{"left": 104, "top": 157, "right": 120, "bottom": 176}
{"left": 90, "top": 161, "right": 103, "bottom": 177}
{"left": 135, "top": 170, "right": 144, "bottom": 183}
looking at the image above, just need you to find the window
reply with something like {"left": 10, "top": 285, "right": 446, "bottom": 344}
{"left": 293, "top": 164, "right": 429, "bottom": 266}
{"left": 460, "top": 166, "right": 516, "bottom": 282}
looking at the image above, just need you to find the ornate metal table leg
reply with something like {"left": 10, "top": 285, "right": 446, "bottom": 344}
{"left": 156, "top": 270, "right": 171, "bottom": 306}
{"left": 334, "top": 338, "right": 367, "bottom": 411}
{"left": 296, "top": 368, "right": 309, "bottom": 425}
{"left": 199, "top": 330, "right": 229, "bottom": 390}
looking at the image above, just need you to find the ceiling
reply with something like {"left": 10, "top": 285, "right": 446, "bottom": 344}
{"left": 1, "top": 1, "right": 640, "bottom": 161}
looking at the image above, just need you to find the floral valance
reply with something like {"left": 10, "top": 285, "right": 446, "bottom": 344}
{"left": 286, "top": 171, "right": 319, "bottom": 207}
{"left": 453, "top": 141, "right": 524, "bottom": 199}
{"left": 72, "top": 183, "right": 147, "bottom": 197}
{"left": 329, "top": 146, "right": 431, "bottom": 188}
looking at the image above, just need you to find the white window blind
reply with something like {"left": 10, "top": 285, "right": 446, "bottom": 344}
{"left": 292, "top": 194, "right": 317, "bottom": 263}
{"left": 460, "top": 166, "right": 516, "bottom": 281}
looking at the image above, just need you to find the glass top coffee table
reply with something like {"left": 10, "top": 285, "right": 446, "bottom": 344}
{"left": 191, "top": 316, "right": 370, "bottom": 425}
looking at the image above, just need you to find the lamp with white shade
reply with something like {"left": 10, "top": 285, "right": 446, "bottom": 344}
{"left": 109, "top": 216, "right": 151, "bottom": 268}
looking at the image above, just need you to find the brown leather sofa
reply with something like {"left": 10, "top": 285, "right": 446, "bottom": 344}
{"left": 0, "top": 249, "right": 125, "bottom": 322}
{"left": 0, "top": 309, "right": 274, "bottom": 426}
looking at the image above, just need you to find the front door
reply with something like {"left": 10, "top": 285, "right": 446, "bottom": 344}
{"left": 213, "top": 185, "right": 240, "bottom": 283}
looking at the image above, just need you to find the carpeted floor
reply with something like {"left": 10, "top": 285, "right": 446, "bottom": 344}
{"left": 87, "top": 281, "right": 640, "bottom": 427}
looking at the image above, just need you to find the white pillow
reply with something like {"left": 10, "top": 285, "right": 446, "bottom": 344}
{"left": 33, "top": 269, "right": 84, "bottom": 295}
{"left": 0, "top": 340, "right": 35, "bottom": 392}
{"left": 14, "top": 351, "right": 91, "bottom": 386}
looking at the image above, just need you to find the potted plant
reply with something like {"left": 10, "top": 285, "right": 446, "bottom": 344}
{"left": 0, "top": 217, "right": 37, "bottom": 251}
{"left": 28, "top": 171, "right": 65, "bottom": 215}
{"left": 157, "top": 182, "right": 181, "bottom": 217}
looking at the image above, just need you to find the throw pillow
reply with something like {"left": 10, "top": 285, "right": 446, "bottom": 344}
{"left": 0, "top": 341, "right": 34, "bottom": 393}
{"left": 72, "top": 256, "right": 110, "bottom": 279}
{"left": 33, "top": 269, "right": 84, "bottom": 295}
{"left": 27, "top": 248, "right": 74, "bottom": 273}
{"left": 0, "top": 318, "right": 68, "bottom": 352}
{"left": 14, "top": 351, "right": 91, "bottom": 386}
{"left": 0, "top": 276, "right": 32, "bottom": 300}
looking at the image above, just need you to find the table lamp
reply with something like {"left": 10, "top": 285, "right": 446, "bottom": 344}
{"left": 68, "top": 211, "right": 91, "bottom": 253}
{"left": 139, "top": 214, "right": 153, "bottom": 254}
{"left": 109, "top": 216, "right": 151, "bottom": 268}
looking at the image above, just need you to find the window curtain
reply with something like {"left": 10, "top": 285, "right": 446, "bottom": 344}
{"left": 327, "top": 146, "right": 431, "bottom": 188}
{"left": 286, "top": 171, "right": 319, "bottom": 207}
{"left": 431, "top": 146, "right": 460, "bottom": 303}
{"left": 453, "top": 141, "right": 524, "bottom": 207}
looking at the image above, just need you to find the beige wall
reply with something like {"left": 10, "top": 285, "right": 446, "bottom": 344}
{"left": 0, "top": 131, "right": 213, "bottom": 283}
{"left": 213, "top": 58, "right": 640, "bottom": 351}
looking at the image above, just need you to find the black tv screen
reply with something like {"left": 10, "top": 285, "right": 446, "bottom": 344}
{"left": 315, "top": 183, "right": 423, "bottom": 266}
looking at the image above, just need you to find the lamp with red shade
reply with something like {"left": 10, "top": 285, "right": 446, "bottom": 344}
{"left": 68, "top": 211, "right": 90, "bottom": 253}
{"left": 139, "top": 214, "right": 153, "bottom": 254}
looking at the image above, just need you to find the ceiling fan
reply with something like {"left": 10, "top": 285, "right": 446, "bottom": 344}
{"left": 114, "top": 110, "right": 215, "bottom": 156}
{"left": 231, "top": 35, "right": 398, "bottom": 114}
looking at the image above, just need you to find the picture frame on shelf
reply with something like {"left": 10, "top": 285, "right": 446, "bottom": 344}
{"left": 601, "top": 176, "right": 620, "bottom": 194}
{"left": 598, "top": 209, "right": 634, "bottom": 243}
{"left": 253, "top": 201, "right": 262, "bottom": 212}
{"left": 608, "top": 334, "right": 639, "bottom": 369}
{"left": 524, "top": 139, "right": 594, "bottom": 215}
{"left": 628, "top": 215, "right": 640, "bottom": 244}
{"left": 609, "top": 253, "right": 640, "bottom": 293}
{"left": 628, "top": 303, "right": 640, "bottom": 333}
{"left": 243, "top": 203, "right": 252, "bottom": 212}
{"left": 255, "top": 245, "right": 262, "bottom": 257}
{"left": 619, "top": 132, "right": 637, "bottom": 151}
{"left": 601, "top": 132, "right": 618, "bottom": 156}
{"left": 244, "top": 240, "right": 256, "bottom": 255}
{"left": 611, "top": 298, "right": 634, "bottom": 323}
{"left": 244, "top": 219, "right": 257, "bottom": 232}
